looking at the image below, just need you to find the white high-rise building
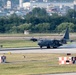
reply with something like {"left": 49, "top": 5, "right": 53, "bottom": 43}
{"left": 7, "top": 0, "right": 11, "bottom": 9}
{"left": 19, "top": 0, "right": 23, "bottom": 8}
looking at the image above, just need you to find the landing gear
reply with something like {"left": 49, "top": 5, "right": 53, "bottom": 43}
{"left": 40, "top": 46, "right": 42, "bottom": 49}
{"left": 47, "top": 46, "right": 50, "bottom": 49}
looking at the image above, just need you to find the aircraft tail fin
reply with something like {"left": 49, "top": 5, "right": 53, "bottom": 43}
{"left": 61, "top": 27, "right": 69, "bottom": 44}
{"left": 63, "top": 27, "right": 69, "bottom": 40}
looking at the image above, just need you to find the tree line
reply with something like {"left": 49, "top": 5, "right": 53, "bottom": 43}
{"left": 0, "top": 8, "right": 76, "bottom": 33}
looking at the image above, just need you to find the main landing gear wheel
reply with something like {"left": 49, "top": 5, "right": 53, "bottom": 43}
{"left": 40, "top": 46, "right": 42, "bottom": 48}
{"left": 47, "top": 46, "right": 50, "bottom": 49}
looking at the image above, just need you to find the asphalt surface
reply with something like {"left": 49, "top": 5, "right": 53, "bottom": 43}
{"left": 46, "top": 73, "right": 76, "bottom": 75}
{"left": 0, "top": 42, "right": 76, "bottom": 53}
{"left": 0, "top": 47, "right": 76, "bottom": 53}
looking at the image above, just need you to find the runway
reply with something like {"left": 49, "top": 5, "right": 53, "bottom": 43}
{"left": 0, "top": 47, "right": 76, "bottom": 53}
{"left": 46, "top": 73, "right": 76, "bottom": 75}
{"left": 0, "top": 42, "right": 76, "bottom": 53}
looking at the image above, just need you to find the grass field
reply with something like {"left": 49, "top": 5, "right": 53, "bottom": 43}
{"left": 0, "top": 53, "right": 76, "bottom": 75}
{"left": 0, "top": 40, "right": 38, "bottom": 48}
{"left": 0, "top": 33, "right": 58, "bottom": 48}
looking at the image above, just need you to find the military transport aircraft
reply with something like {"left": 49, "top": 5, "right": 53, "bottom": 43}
{"left": 30, "top": 28, "right": 69, "bottom": 48}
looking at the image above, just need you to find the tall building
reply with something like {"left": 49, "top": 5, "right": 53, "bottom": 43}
{"left": 19, "top": 0, "right": 23, "bottom": 8}
{"left": 74, "top": 0, "right": 76, "bottom": 10}
{"left": 7, "top": 0, "right": 11, "bottom": 9}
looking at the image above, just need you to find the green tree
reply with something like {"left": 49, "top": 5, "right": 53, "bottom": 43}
{"left": 56, "top": 22, "right": 75, "bottom": 32}
{"left": 32, "top": 8, "right": 48, "bottom": 17}
{"left": 9, "top": 13, "right": 25, "bottom": 26}
{"left": 9, "top": 26, "right": 18, "bottom": 33}
{"left": 34, "top": 23, "right": 50, "bottom": 33}
{"left": 17, "top": 23, "right": 31, "bottom": 33}
{"left": 66, "top": 9, "right": 76, "bottom": 19}
{"left": 25, "top": 7, "right": 49, "bottom": 25}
